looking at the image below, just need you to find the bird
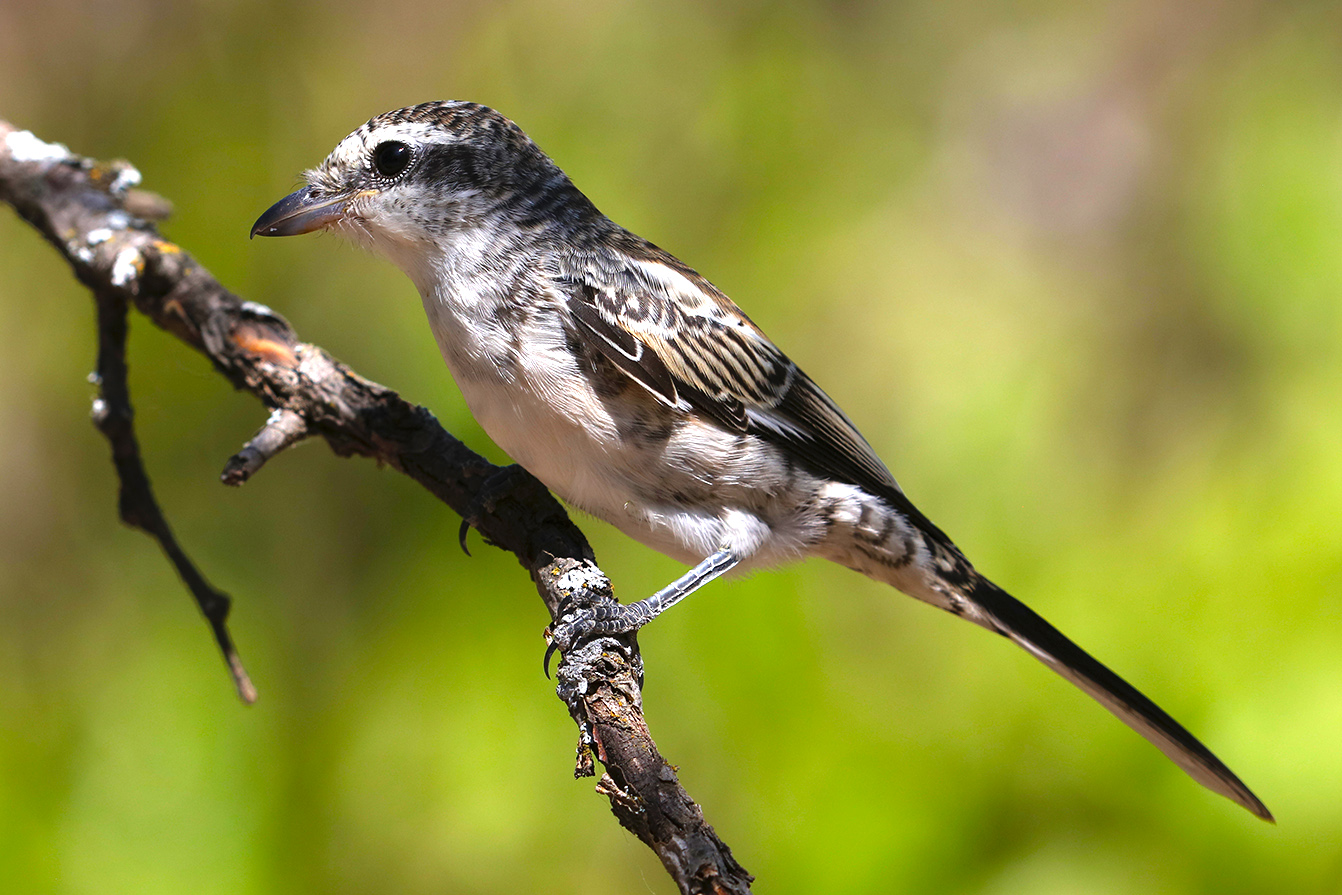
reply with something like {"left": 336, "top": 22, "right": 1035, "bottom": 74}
{"left": 251, "top": 100, "right": 1271, "bottom": 821}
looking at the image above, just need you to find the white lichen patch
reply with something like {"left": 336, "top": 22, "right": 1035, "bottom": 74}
{"left": 109, "top": 165, "right": 141, "bottom": 194}
{"left": 86, "top": 228, "right": 113, "bottom": 245}
{"left": 240, "top": 300, "right": 277, "bottom": 318}
{"left": 4, "top": 130, "right": 71, "bottom": 163}
{"left": 110, "top": 246, "right": 142, "bottom": 287}
{"left": 556, "top": 565, "right": 606, "bottom": 596}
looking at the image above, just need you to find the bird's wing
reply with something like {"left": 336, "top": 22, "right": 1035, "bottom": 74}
{"left": 558, "top": 239, "right": 919, "bottom": 506}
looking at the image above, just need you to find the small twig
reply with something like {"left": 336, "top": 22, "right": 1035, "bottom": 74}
{"left": 221, "top": 408, "right": 310, "bottom": 485}
{"left": 90, "top": 285, "right": 257, "bottom": 704}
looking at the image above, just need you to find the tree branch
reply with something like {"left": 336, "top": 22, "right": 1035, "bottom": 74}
{"left": 0, "top": 121, "right": 752, "bottom": 895}
{"left": 91, "top": 280, "right": 258, "bottom": 703}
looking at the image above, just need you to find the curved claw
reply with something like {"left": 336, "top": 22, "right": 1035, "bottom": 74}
{"left": 458, "top": 518, "right": 472, "bottom": 557}
{"left": 544, "top": 595, "right": 583, "bottom": 679}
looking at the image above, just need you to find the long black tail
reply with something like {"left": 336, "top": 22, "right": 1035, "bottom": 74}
{"left": 966, "top": 576, "right": 1272, "bottom": 821}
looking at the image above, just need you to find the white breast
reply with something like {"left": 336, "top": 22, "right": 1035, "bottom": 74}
{"left": 415, "top": 255, "right": 638, "bottom": 518}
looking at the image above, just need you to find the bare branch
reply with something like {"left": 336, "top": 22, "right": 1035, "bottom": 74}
{"left": 0, "top": 120, "right": 753, "bottom": 894}
{"left": 90, "top": 278, "right": 257, "bottom": 704}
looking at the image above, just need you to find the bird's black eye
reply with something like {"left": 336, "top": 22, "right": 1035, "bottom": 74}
{"left": 372, "top": 141, "right": 412, "bottom": 178}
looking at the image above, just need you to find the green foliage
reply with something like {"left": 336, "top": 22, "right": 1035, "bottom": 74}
{"left": 2, "top": 2, "right": 1339, "bottom": 892}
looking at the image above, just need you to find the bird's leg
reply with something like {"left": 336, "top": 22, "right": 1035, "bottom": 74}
{"left": 546, "top": 547, "right": 740, "bottom": 674}
{"left": 622, "top": 547, "right": 741, "bottom": 628}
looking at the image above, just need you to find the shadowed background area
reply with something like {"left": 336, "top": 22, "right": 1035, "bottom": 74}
{"left": 1, "top": 1, "right": 1339, "bottom": 892}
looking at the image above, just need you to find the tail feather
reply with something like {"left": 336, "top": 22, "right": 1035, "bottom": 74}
{"left": 965, "top": 576, "right": 1272, "bottom": 821}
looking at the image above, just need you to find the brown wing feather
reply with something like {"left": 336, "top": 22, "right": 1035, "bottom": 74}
{"left": 567, "top": 284, "right": 679, "bottom": 407}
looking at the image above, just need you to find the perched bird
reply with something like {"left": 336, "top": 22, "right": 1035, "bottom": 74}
{"left": 252, "top": 101, "right": 1271, "bottom": 820}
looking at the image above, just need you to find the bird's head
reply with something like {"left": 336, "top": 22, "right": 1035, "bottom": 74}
{"left": 251, "top": 101, "right": 579, "bottom": 271}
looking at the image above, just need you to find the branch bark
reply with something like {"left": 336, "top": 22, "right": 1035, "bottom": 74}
{"left": 0, "top": 121, "right": 752, "bottom": 895}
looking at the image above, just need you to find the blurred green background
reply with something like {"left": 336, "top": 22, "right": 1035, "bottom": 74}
{"left": 2, "top": 1, "right": 1340, "bottom": 892}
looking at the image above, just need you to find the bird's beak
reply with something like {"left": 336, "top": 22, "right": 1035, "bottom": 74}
{"left": 250, "top": 186, "right": 352, "bottom": 238}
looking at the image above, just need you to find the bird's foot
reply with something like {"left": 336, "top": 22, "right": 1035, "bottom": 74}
{"left": 544, "top": 547, "right": 738, "bottom": 676}
{"left": 544, "top": 595, "right": 648, "bottom": 678}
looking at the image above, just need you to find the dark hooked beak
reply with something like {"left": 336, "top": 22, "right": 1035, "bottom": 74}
{"left": 250, "top": 186, "right": 352, "bottom": 238}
